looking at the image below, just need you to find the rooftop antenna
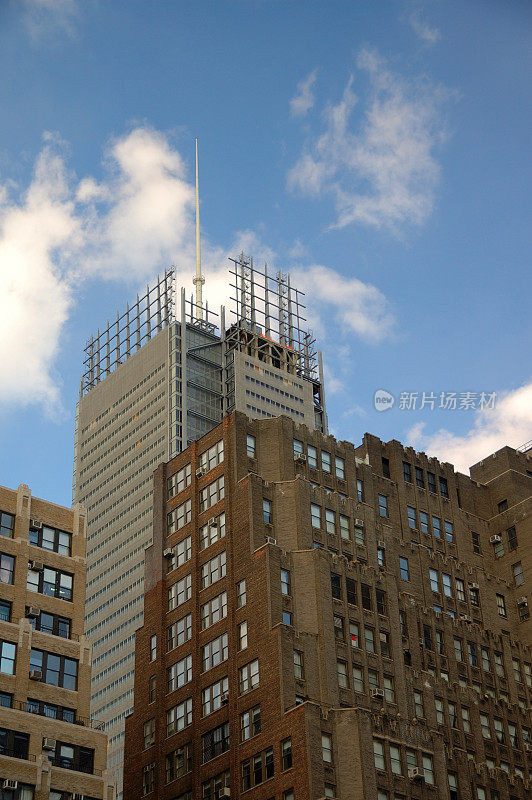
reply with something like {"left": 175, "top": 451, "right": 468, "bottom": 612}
{"left": 192, "top": 137, "right": 205, "bottom": 321}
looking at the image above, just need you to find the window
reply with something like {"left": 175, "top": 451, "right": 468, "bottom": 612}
{"left": 513, "top": 561, "right": 524, "bottom": 586}
{"left": 339, "top": 514, "right": 350, "bottom": 541}
{"left": 356, "top": 479, "right": 363, "bottom": 502}
{"left": 349, "top": 621, "right": 359, "bottom": 647}
{"left": 381, "top": 457, "right": 390, "bottom": 478}
{"left": 202, "top": 722, "right": 230, "bottom": 763}
{"left": 325, "top": 509, "right": 336, "bottom": 535}
{"left": 439, "top": 476, "right": 449, "bottom": 498}
{"left": 444, "top": 521, "right": 454, "bottom": 543}
{"left": 461, "top": 706, "right": 471, "bottom": 732}
{"left": 497, "top": 499, "right": 508, "bottom": 514}
{"left": 167, "top": 499, "right": 192, "bottom": 534}
{"left": 0, "top": 554, "right": 14, "bottom": 585}
{"left": 415, "top": 466, "right": 424, "bottom": 488}
{"left": 496, "top": 594, "right": 507, "bottom": 617}
{"left": 449, "top": 702, "right": 457, "bottom": 728}
{"left": 331, "top": 573, "right": 341, "bottom": 600}
{"left": 165, "top": 743, "right": 192, "bottom": 783}
{"left": 455, "top": 578, "right": 466, "bottom": 601}
{"left": 239, "top": 659, "right": 260, "bottom": 693}
{"left": 368, "top": 669, "right": 379, "bottom": 691}
{"left": 333, "top": 615, "right": 344, "bottom": 641}
{"left": 376, "top": 589, "right": 387, "bottom": 616}
{"left": 494, "top": 651, "right": 504, "bottom": 677}
{"left": 337, "top": 660, "right": 348, "bottom": 688}
{"left": 202, "top": 676, "right": 229, "bottom": 717}
{"left": 480, "top": 713, "right": 491, "bottom": 739}
{"left": 383, "top": 675, "right": 395, "bottom": 702}
{"left": 471, "top": 530, "right": 481, "bottom": 553}
{"left": 166, "top": 535, "right": 192, "bottom": 571}
{"left": 346, "top": 577, "right": 357, "bottom": 605}
{"left": 0, "top": 641, "right": 16, "bottom": 675}
{"left": 377, "top": 546, "right": 385, "bottom": 566}
{"left": 352, "top": 665, "right": 364, "bottom": 692}
{"left": 238, "top": 621, "right": 248, "bottom": 650}
{"left": 422, "top": 754, "right": 434, "bottom": 785}
{"left": 199, "top": 477, "right": 225, "bottom": 512}
{"left": 321, "top": 451, "right": 331, "bottom": 473}
{"left": 199, "top": 440, "right": 224, "bottom": 472}
{"left": 399, "top": 557, "right": 409, "bottom": 581}
{"left": 149, "top": 674, "right": 156, "bottom": 703}
{"left": 236, "top": 579, "right": 246, "bottom": 608}
{"left": 28, "top": 611, "right": 71, "bottom": 639}
{"left": 414, "top": 691, "right": 424, "bottom": 718}
{"left": 0, "top": 511, "right": 14, "bottom": 538}
{"left": 308, "top": 445, "right": 317, "bottom": 468}
{"left": 293, "top": 650, "right": 304, "bottom": 680}
{"left": 364, "top": 627, "right": 375, "bottom": 653}
{"left": 432, "top": 516, "right": 441, "bottom": 539}
{"left": 168, "top": 574, "right": 192, "bottom": 610}
{"left": 335, "top": 456, "right": 345, "bottom": 479}
{"left": 167, "top": 613, "right": 192, "bottom": 651}
{"left": 390, "top": 744, "right": 402, "bottom": 774}
{"left": 27, "top": 566, "right": 73, "bottom": 601}
{"left": 150, "top": 634, "right": 157, "bottom": 661}
{"left": 201, "top": 592, "right": 227, "bottom": 630}
{"left": 201, "top": 552, "right": 226, "bottom": 589}
{"left": 202, "top": 633, "right": 229, "bottom": 672}
{"left": 29, "top": 524, "right": 71, "bottom": 556}
{"left": 354, "top": 523, "right": 364, "bottom": 545}
{"left": 322, "top": 733, "right": 333, "bottom": 763}
{"left": 281, "top": 737, "right": 293, "bottom": 770}
{"left": 241, "top": 704, "right": 261, "bottom": 741}
{"left": 167, "top": 654, "right": 192, "bottom": 693}
{"left": 524, "top": 662, "right": 532, "bottom": 687}
{"left": 403, "top": 462, "right": 412, "bottom": 482}
{"left": 427, "top": 471, "right": 437, "bottom": 493}
{"left": 247, "top": 434, "right": 256, "bottom": 457}
{"left": 419, "top": 511, "right": 429, "bottom": 534}
{"left": 293, "top": 439, "right": 303, "bottom": 457}
{"left": 166, "top": 698, "right": 192, "bottom": 736}
{"left": 143, "top": 718, "right": 155, "bottom": 749}
{"left": 263, "top": 499, "right": 272, "bottom": 523}
{"left": 361, "top": 583, "right": 372, "bottom": 611}
{"left": 0, "top": 692, "right": 12, "bottom": 708}
{"left": 429, "top": 569, "right": 439, "bottom": 593}
{"left": 29, "top": 648, "right": 77, "bottom": 689}
{"left": 481, "top": 647, "right": 490, "bottom": 672}
{"left": 442, "top": 573, "right": 452, "bottom": 597}
{"left": 241, "top": 746, "right": 274, "bottom": 789}
{"left": 507, "top": 526, "right": 518, "bottom": 551}
{"left": 200, "top": 512, "right": 226, "bottom": 550}
{"left": 373, "top": 739, "right": 385, "bottom": 770}
{"left": 407, "top": 506, "right": 416, "bottom": 529}
{"left": 423, "top": 625, "right": 432, "bottom": 650}
{"left": 283, "top": 611, "right": 293, "bottom": 625}
{"left": 512, "top": 658, "right": 522, "bottom": 684}
{"left": 310, "top": 503, "right": 321, "bottom": 529}
{"left": 167, "top": 463, "right": 191, "bottom": 499}
{"left": 281, "top": 569, "right": 291, "bottom": 596}
{"left": 493, "top": 717, "right": 504, "bottom": 743}
{"left": 50, "top": 742, "right": 94, "bottom": 774}
{"left": 378, "top": 495, "right": 388, "bottom": 517}
{"left": 142, "top": 762, "right": 155, "bottom": 794}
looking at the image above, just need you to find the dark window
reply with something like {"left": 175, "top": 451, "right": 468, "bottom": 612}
{"left": 29, "top": 648, "right": 78, "bottom": 690}
{"left": 423, "top": 625, "right": 432, "bottom": 650}
{"left": 507, "top": 526, "right": 518, "bottom": 551}
{"left": 0, "top": 728, "right": 29, "bottom": 759}
{"left": 427, "top": 472, "right": 437, "bottom": 493}
{"left": 497, "top": 500, "right": 508, "bottom": 514}
{"left": 281, "top": 738, "right": 293, "bottom": 770}
{"left": 27, "top": 565, "right": 73, "bottom": 601}
{"left": 415, "top": 467, "right": 424, "bottom": 488}
{"left": 361, "top": 584, "right": 372, "bottom": 611}
{"left": 0, "top": 553, "right": 15, "bottom": 584}
{"left": 472, "top": 531, "right": 481, "bottom": 554}
{"left": 50, "top": 741, "right": 94, "bottom": 773}
{"left": 346, "top": 577, "right": 357, "bottom": 605}
{"left": 0, "top": 600, "right": 11, "bottom": 622}
{"left": 403, "top": 462, "right": 412, "bottom": 483}
{"left": 376, "top": 589, "right": 387, "bottom": 615}
{"left": 262, "top": 499, "right": 272, "bottom": 524}
{"left": 382, "top": 457, "right": 390, "bottom": 478}
{"left": 0, "top": 512, "right": 15, "bottom": 539}
{"left": 29, "top": 524, "right": 71, "bottom": 556}
{"left": 0, "top": 692, "right": 12, "bottom": 708}
{"left": 26, "top": 698, "right": 75, "bottom": 723}
{"left": 439, "top": 477, "right": 449, "bottom": 498}
{"left": 331, "top": 573, "right": 342, "bottom": 600}
{"left": 27, "top": 610, "right": 71, "bottom": 639}
{"left": 202, "top": 722, "right": 230, "bottom": 763}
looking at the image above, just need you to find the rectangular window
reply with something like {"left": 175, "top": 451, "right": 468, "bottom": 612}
{"left": 427, "top": 471, "right": 437, "bottom": 493}
{"left": 247, "top": 434, "right": 256, "bottom": 457}
{"left": 0, "top": 641, "right": 16, "bottom": 675}
{"left": 0, "top": 601, "right": 10, "bottom": 623}
{"left": 432, "top": 516, "right": 441, "bottom": 539}
{"left": 310, "top": 503, "right": 321, "bottom": 528}
{"left": 513, "top": 561, "right": 524, "bottom": 586}
{"left": 493, "top": 717, "right": 504, "bottom": 743}
{"left": 199, "top": 477, "right": 225, "bottom": 513}
{"left": 29, "top": 648, "right": 77, "bottom": 689}
{"left": 281, "top": 737, "right": 292, "bottom": 770}
{"left": 471, "top": 530, "right": 481, "bottom": 553}
{"left": 166, "top": 536, "right": 192, "bottom": 572}
{"left": 349, "top": 621, "right": 359, "bottom": 647}
{"left": 435, "top": 698, "right": 444, "bottom": 724}
{"left": 364, "top": 627, "right": 375, "bottom": 653}
{"left": 321, "top": 451, "right": 331, "bottom": 473}
{"left": 27, "top": 565, "right": 73, "bottom": 601}
{"left": 368, "top": 669, "right": 379, "bottom": 690}
{"left": 238, "top": 620, "right": 248, "bottom": 651}
{"left": 390, "top": 743, "right": 402, "bottom": 774}
{"left": 454, "top": 637, "right": 463, "bottom": 662}
{"left": 167, "top": 464, "right": 192, "bottom": 499}
{"left": 415, "top": 466, "right": 424, "bottom": 488}
{"left": 419, "top": 511, "right": 429, "bottom": 534}
{"left": 202, "top": 722, "right": 230, "bottom": 763}
{"left": 442, "top": 573, "right": 452, "bottom": 597}
{"left": 337, "top": 660, "right": 348, "bottom": 688}
{"left": 403, "top": 462, "right": 412, "bottom": 483}
{"left": 439, "top": 476, "right": 449, "bottom": 498}
{"left": 381, "top": 457, "right": 390, "bottom": 478}
{"left": 507, "top": 526, "right": 518, "bottom": 551}
{"left": 29, "top": 524, "right": 72, "bottom": 556}
{"left": 467, "top": 642, "right": 477, "bottom": 667}
{"left": 339, "top": 514, "right": 350, "bottom": 540}
{"left": 322, "top": 733, "right": 333, "bottom": 763}
{"left": 407, "top": 506, "right": 416, "bottom": 529}
{"left": 429, "top": 569, "right": 439, "bottom": 593}
{"left": 165, "top": 743, "right": 192, "bottom": 783}
{"left": 0, "top": 554, "right": 14, "bottom": 585}
{"left": 422, "top": 754, "right": 434, "bottom": 785}
{"left": 200, "top": 513, "right": 226, "bottom": 550}
{"left": 307, "top": 445, "right": 317, "bottom": 468}
{"left": 239, "top": 659, "right": 260, "bottom": 693}
{"left": 241, "top": 704, "right": 261, "bottom": 741}
{"left": 496, "top": 594, "right": 507, "bottom": 617}
{"left": 167, "top": 499, "right": 192, "bottom": 535}
{"left": 512, "top": 658, "right": 522, "bottom": 683}
{"left": 293, "top": 650, "right": 304, "bottom": 680}
{"left": 201, "top": 552, "right": 226, "bottom": 589}
{"left": 378, "top": 495, "right": 388, "bottom": 517}
{"left": 444, "top": 521, "right": 454, "bottom": 543}
{"left": 346, "top": 577, "right": 357, "bottom": 605}
{"left": 293, "top": 439, "right": 303, "bottom": 456}
{"left": 331, "top": 573, "right": 342, "bottom": 600}
{"left": 494, "top": 652, "right": 504, "bottom": 677}
{"left": 168, "top": 574, "right": 192, "bottom": 611}
{"left": 283, "top": 610, "right": 293, "bottom": 625}
{"left": 376, "top": 589, "right": 387, "bottom": 616}
{"left": 236, "top": 579, "right": 246, "bottom": 608}
{"left": 167, "top": 698, "right": 193, "bottom": 736}
{"left": 201, "top": 592, "right": 227, "bottom": 630}
{"left": 262, "top": 498, "right": 272, "bottom": 523}
{"left": 149, "top": 675, "right": 156, "bottom": 703}
{"left": 167, "top": 614, "right": 192, "bottom": 651}
{"left": 361, "top": 583, "right": 372, "bottom": 611}
{"left": 150, "top": 634, "right": 156, "bottom": 661}
{"left": 335, "top": 456, "right": 345, "bottom": 479}
{"left": 356, "top": 479, "right": 363, "bottom": 502}
{"left": 352, "top": 665, "right": 363, "bottom": 692}
{"left": 455, "top": 578, "right": 466, "bottom": 601}
{"left": 461, "top": 706, "right": 471, "bottom": 732}
{"left": 325, "top": 509, "right": 336, "bottom": 535}
{"left": 354, "top": 523, "right": 364, "bottom": 545}
{"left": 377, "top": 546, "right": 385, "bottom": 566}
{"left": 28, "top": 610, "right": 71, "bottom": 639}
{"left": 202, "top": 633, "right": 229, "bottom": 672}
{"left": 399, "top": 557, "right": 409, "bottom": 581}
{"left": 414, "top": 691, "right": 424, "bottom": 718}
{"left": 481, "top": 647, "right": 490, "bottom": 672}
{"left": 142, "top": 762, "right": 155, "bottom": 795}
{"left": 143, "top": 718, "right": 155, "bottom": 749}
{"left": 333, "top": 615, "right": 344, "bottom": 640}
{"left": 480, "top": 713, "right": 491, "bottom": 739}
{"left": 383, "top": 675, "right": 395, "bottom": 702}
{"left": 0, "top": 511, "right": 15, "bottom": 538}
{"left": 202, "top": 676, "right": 229, "bottom": 717}
{"left": 373, "top": 739, "right": 385, "bottom": 770}
{"left": 199, "top": 440, "right": 224, "bottom": 473}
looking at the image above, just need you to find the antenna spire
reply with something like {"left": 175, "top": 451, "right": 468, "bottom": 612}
{"left": 193, "top": 138, "right": 205, "bottom": 321}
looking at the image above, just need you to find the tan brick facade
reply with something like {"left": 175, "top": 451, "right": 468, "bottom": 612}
{"left": 0, "top": 483, "right": 112, "bottom": 800}
{"left": 123, "top": 413, "right": 531, "bottom": 800}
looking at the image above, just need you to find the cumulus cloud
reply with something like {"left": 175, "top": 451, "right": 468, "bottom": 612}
{"left": 290, "top": 69, "right": 318, "bottom": 118}
{"left": 288, "top": 48, "right": 450, "bottom": 232}
{"left": 21, "top": 0, "right": 79, "bottom": 39}
{"left": 406, "top": 382, "right": 532, "bottom": 473}
{"left": 409, "top": 12, "right": 441, "bottom": 45}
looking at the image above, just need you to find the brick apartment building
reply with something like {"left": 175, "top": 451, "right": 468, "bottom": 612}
{"left": 123, "top": 412, "right": 531, "bottom": 800}
{"left": 0, "top": 483, "right": 113, "bottom": 800}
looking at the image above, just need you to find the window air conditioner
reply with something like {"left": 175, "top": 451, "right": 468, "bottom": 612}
{"left": 408, "top": 767, "right": 424, "bottom": 780}
{"left": 163, "top": 548, "right": 173, "bottom": 558}
{"left": 518, "top": 596, "right": 528, "bottom": 606}
{"left": 468, "top": 582, "right": 479, "bottom": 589}
{"left": 459, "top": 614, "right": 472, "bottom": 622}
{"left": 3, "top": 781, "right": 18, "bottom": 791}
{"left": 208, "top": 517, "right": 218, "bottom": 528}
{"left": 26, "top": 606, "right": 40, "bottom": 618}
{"left": 490, "top": 534, "right": 502, "bottom": 544}
{"left": 265, "top": 536, "right": 277, "bottom": 545}
{"left": 29, "top": 669, "right": 43, "bottom": 681}
{"left": 30, "top": 520, "right": 42, "bottom": 529}
{"left": 219, "top": 789, "right": 231, "bottom": 799}
{"left": 377, "top": 540, "right": 386, "bottom": 549}
{"left": 370, "top": 688, "right": 385, "bottom": 699}
{"left": 196, "top": 468, "right": 206, "bottom": 478}
{"left": 29, "top": 560, "right": 44, "bottom": 571}
{"left": 42, "top": 737, "right": 56, "bottom": 750}
{"left": 294, "top": 453, "right": 307, "bottom": 464}
{"left": 355, "top": 518, "right": 364, "bottom": 527}
{"left": 221, "top": 691, "right": 229, "bottom": 705}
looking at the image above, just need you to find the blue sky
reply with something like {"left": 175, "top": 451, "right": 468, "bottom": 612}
{"left": 1, "top": 0, "right": 531, "bottom": 506}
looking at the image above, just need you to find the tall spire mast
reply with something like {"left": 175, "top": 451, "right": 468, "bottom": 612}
{"left": 193, "top": 138, "right": 205, "bottom": 321}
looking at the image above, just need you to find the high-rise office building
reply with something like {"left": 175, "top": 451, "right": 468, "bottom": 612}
{"left": 0, "top": 482, "right": 112, "bottom": 800}
{"left": 123, "top": 412, "right": 531, "bottom": 800}
{"left": 74, "top": 257, "right": 327, "bottom": 795}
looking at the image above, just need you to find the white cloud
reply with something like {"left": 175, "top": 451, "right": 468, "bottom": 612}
{"left": 406, "top": 382, "right": 532, "bottom": 473}
{"left": 290, "top": 69, "right": 318, "bottom": 118}
{"left": 288, "top": 49, "right": 450, "bottom": 232}
{"left": 409, "top": 12, "right": 441, "bottom": 45}
{"left": 21, "top": 0, "right": 79, "bottom": 39}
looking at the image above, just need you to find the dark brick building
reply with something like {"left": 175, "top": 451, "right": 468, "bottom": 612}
{"left": 123, "top": 412, "right": 531, "bottom": 800}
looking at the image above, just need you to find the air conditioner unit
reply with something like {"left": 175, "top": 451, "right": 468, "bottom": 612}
{"left": 163, "top": 548, "right": 173, "bottom": 559}
{"left": 377, "top": 540, "right": 386, "bottom": 549}
{"left": 30, "top": 519, "right": 42, "bottom": 529}
{"left": 408, "top": 767, "right": 424, "bottom": 780}
{"left": 355, "top": 518, "right": 364, "bottom": 527}
{"left": 29, "top": 560, "right": 44, "bottom": 571}
{"left": 221, "top": 691, "right": 229, "bottom": 705}
{"left": 42, "top": 737, "right": 56, "bottom": 750}
{"left": 219, "top": 789, "right": 231, "bottom": 799}
{"left": 294, "top": 453, "right": 307, "bottom": 464}
{"left": 468, "top": 582, "right": 479, "bottom": 589}
{"left": 208, "top": 517, "right": 218, "bottom": 528}
{"left": 370, "top": 688, "right": 385, "bottom": 699}
{"left": 490, "top": 534, "right": 502, "bottom": 544}
{"left": 2, "top": 781, "right": 18, "bottom": 791}
{"left": 518, "top": 596, "right": 528, "bottom": 606}
{"left": 73, "top": 794, "right": 85, "bottom": 800}
{"left": 265, "top": 536, "right": 277, "bottom": 545}
{"left": 26, "top": 606, "right": 40, "bottom": 618}
{"left": 29, "top": 669, "right": 43, "bottom": 680}
{"left": 459, "top": 614, "right": 472, "bottom": 622}
{"left": 196, "top": 467, "right": 206, "bottom": 478}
